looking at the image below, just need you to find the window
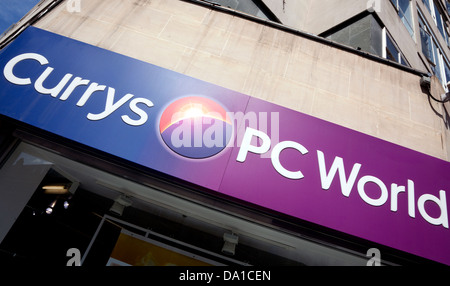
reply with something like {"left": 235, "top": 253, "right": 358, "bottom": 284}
{"left": 391, "top": 0, "right": 415, "bottom": 37}
{"left": 433, "top": 1, "right": 449, "bottom": 43}
{"left": 326, "top": 15, "right": 383, "bottom": 57}
{"left": 0, "top": 143, "right": 307, "bottom": 266}
{"left": 384, "top": 30, "right": 410, "bottom": 66}
{"left": 420, "top": 20, "right": 434, "bottom": 61}
{"left": 419, "top": 11, "right": 450, "bottom": 88}
{"left": 432, "top": 41, "right": 444, "bottom": 82}
{"left": 325, "top": 14, "right": 409, "bottom": 67}
{"left": 386, "top": 34, "right": 400, "bottom": 61}
{"left": 445, "top": 61, "right": 450, "bottom": 84}
{"left": 422, "top": 0, "right": 450, "bottom": 45}
{"left": 423, "top": 0, "right": 432, "bottom": 12}
{"left": 0, "top": 141, "right": 383, "bottom": 266}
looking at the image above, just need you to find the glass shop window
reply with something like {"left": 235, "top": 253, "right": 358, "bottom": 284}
{"left": 0, "top": 142, "right": 373, "bottom": 266}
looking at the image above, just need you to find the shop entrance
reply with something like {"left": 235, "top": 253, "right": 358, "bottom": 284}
{"left": 0, "top": 142, "right": 372, "bottom": 266}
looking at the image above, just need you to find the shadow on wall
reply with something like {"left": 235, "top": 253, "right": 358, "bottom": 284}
{"left": 420, "top": 75, "right": 450, "bottom": 129}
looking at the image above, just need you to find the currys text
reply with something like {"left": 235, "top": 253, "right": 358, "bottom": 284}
{"left": 3, "top": 53, "right": 154, "bottom": 126}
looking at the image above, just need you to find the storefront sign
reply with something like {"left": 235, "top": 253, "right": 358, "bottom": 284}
{"left": 1, "top": 27, "right": 450, "bottom": 265}
{"left": 0, "top": 27, "right": 249, "bottom": 192}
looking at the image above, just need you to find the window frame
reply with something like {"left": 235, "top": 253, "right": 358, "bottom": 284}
{"left": 391, "top": 0, "right": 415, "bottom": 38}
{"left": 419, "top": 9, "right": 450, "bottom": 89}
{"left": 382, "top": 28, "right": 411, "bottom": 67}
{"left": 421, "top": 0, "right": 450, "bottom": 46}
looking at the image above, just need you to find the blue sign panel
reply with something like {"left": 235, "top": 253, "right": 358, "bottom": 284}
{"left": 0, "top": 26, "right": 250, "bottom": 191}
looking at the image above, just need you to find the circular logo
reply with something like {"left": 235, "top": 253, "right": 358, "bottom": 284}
{"left": 159, "top": 96, "right": 233, "bottom": 159}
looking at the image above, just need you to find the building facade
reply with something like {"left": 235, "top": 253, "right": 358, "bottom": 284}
{"left": 0, "top": 0, "right": 449, "bottom": 266}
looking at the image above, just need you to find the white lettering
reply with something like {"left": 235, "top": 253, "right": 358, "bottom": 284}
{"left": 235, "top": 131, "right": 449, "bottom": 230}
{"left": 357, "top": 175, "right": 388, "bottom": 207}
{"left": 418, "top": 190, "right": 449, "bottom": 228}
{"left": 408, "top": 180, "right": 416, "bottom": 218}
{"left": 258, "top": 112, "right": 280, "bottom": 159}
{"left": 236, "top": 127, "right": 271, "bottom": 162}
{"left": 223, "top": 271, "right": 270, "bottom": 281}
{"left": 76, "top": 82, "right": 106, "bottom": 107}
{"left": 317, "top": 150, "right": 362, "bottom": 197}
{"left": 122, "top": 97, "right": 154, "bottom": 126}
{"left": 391, "top": 181, "right": 416, "bottom": 217}
{"left": 3, "top": 53, "right": 49, "bottom": 85}
{"left": 271, "top": 141, "right": 308, "bottom": 180}
{"left": 2, "top": 52, "right": 153, "bottom": 126}
{"left": 34, "top": 67, "right": 73, "bottom": 98}
{"left": 179, "top": 270, "right": 213, "bottom": 283}
{"left": 87, "top": 88, "right": 134, "bottom": 121}
{"left": 59, "top": 77, "right": 90, "bottom": 101}
{"left": 390, "top": 183, "right": 405, "bottom": 212}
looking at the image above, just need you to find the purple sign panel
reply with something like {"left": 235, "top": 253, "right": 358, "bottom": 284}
{"left": 219, "top": 97, "right": 450, "bottom": 265}
{"left": 1, "top": 27, "right": 450, "bottom": 265}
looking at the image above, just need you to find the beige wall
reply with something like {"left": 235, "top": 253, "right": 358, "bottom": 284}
{"left": 33, "top": 0, "right": 450, "bottom": 161}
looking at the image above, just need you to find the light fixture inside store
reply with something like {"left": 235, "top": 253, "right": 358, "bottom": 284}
{"left": 63, "top": 195, "right": 72, "bottom": 209}
{"left": 109, "top": 195, "right": 133, "bottom": 216}
{"left": 45, "top": 199, "right": 57, "bottom": 215}
{"left": 42, "top": 184, "right": 70, "bottom": 194}
{"left": 222, "top": 233, "right": 239, "bottom": 256}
